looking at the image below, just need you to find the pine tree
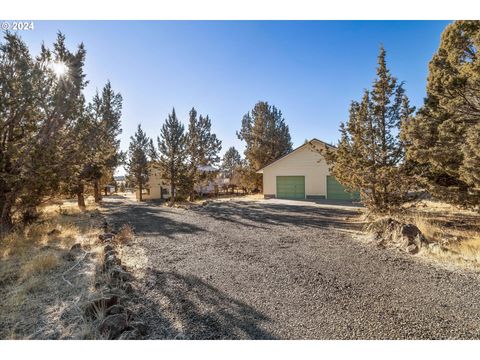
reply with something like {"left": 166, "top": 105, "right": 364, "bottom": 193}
{"left": 185, "top": 107, "right": 222, "bottom": 200}
{"left": 157, "top": 108, "right": 187, "bottom": 205}
{"left": 90, "top": 81, "right": 123, "bottom": 203}
{"left": 401, "top": 21, "right": 480, "bottom": 209}
{"left": 237, "top": 101, "right": 293, "bottom": 190}
{"left": 320, "top": 47, "right": 415, "bottom": 213}
{"left": 126, "top": 125, "right": 151, "bottom": 202}
{"left": 221, "top": 146, "right": 242, "bottom": 180}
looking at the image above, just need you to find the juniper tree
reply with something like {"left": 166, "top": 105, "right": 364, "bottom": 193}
{"left": 157, "top": 108, "right": 187, "bottom": 205}
{"left": 237, "top": 101, "right": 292, "bottom": 190}
{"left": 185, "top": 107, "right": 222, "bottom": 200}
{"left": 126, "top": 125, "right": 151, "bottom": 202}
{"left": 401, "top": 21, "right": 480, "bottom": 209}
{"left": 320, "top": 47, "right": 415, "bottom": 214}
{"left": 0, "top": 32, "right": 87, "bottom": 231}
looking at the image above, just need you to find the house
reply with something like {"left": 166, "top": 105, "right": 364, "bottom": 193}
{"left": 135, "top": 164, "right": 171, "bottom": 201}
{"left": 135, "top": 164, "right": 221, "bottom": 201}
{"left": 256, "top": 138, "right": 360, "bottom": 201}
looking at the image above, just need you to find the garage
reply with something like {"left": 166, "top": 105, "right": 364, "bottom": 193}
{"left": 276, "top": 176, "right": 305, "bottom": 199}
{"left": 326, "top": 175, "right": 360, "bottom": 200}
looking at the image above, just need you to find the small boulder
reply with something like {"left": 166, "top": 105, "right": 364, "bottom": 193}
{"left": 98, "top": 313, "right": 128, "bottom": 339}
{"left": 398, "top": 223, "right": 427, "bottom": 249}
{"left": 70, "top": 243, "right": 82, "bottom": 252}
{"left": 110, "top": 265, "right": 134, "bottom": 282}
{"left": 104, "top": 244, "right": 114, "bottom": 253}
{"left": 106, "top": 304, "right": 125, "bottom": 316}
{"left": 406, "top": 244, "right": 419, "bottom": 254}
{"left": 99, "top": 233, "right": 115, "bottom": 242}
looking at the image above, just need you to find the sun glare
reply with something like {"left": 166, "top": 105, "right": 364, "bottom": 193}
{"left": 50, "top": 61, "right": 68, "bottom": 78}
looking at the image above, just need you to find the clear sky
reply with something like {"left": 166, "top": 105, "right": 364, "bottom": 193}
{"left": 18, "top": 21, "right": 451, "bottom": 174}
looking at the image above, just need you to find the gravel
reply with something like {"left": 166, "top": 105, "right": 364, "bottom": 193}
{"left": 103, "top": 195, "right": 480, "bottom": 339}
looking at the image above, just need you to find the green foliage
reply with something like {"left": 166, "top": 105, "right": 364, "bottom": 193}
{"left": 156, "top": 108, "right": 187, "bottom": 205}
{"left": 0, "top": 32, "right": 89, "bottom": 231}
{"left": 237, "top": 101, "right": 293, "bottom": 190}
{"left": 125, "top": 125, "right": 152, "bottom": 202}
{"left": 221, "top": 146, "right": 242, "bottom": 181}
{"left": 401, "top": 20, "right": 480, "bottom": 209}
{"left": 321, "top": 47, "right": 415, "bottom": 213}
{"left": 185, "top": 107, "right": 222, "bottom": 200}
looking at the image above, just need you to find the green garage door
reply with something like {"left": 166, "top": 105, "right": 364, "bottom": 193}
{"left": 276, "top": 176, "right": 305, "bottom": 200}
{"left": 326, "top": 176, "right": 360, "bottom": 200}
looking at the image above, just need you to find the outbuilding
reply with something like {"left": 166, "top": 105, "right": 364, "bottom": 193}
{"left": 256, "top": 138, "right": 359, "bottom": 201}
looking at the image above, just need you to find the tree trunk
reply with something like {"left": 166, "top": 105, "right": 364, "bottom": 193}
{"left": 77, "top": 182, "right": 86, "bottom": 211}
{"left": 94, "top": 179, "right": 102, "bottom": 203}
{"left": 138, "top": 181, "right": 143, "bottom": 202}
{"left": 0, "top": 197, "right": 14, "bottom": 236}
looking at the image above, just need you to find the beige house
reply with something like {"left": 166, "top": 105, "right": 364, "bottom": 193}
{"left": 257, "top": 138, "right": 359, "bottom": 201}
{"left": 135, "top": 164, "right": 221, "bottom": 201}
{"left": 135, "top": 164, "right": 171, "bottom": 201}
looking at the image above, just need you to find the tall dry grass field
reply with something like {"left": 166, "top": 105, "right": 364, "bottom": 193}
{"left": 0, "top": 197, "right": 103, "bottom": 339}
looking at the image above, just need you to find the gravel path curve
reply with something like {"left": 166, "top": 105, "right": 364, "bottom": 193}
{"left": 103, "top": 195, "right": 480, "bottom": 339}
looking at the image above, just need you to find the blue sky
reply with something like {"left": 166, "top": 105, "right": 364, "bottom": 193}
{"left": 19, "top": 21, "right": 450, "bottom": 173}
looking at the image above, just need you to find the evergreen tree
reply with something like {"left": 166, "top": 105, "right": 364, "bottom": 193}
{"left": 221, "top": 146, "right": 242, "bottom": 179}
{"left": 185, "top": 107, "right": 222, "bottom": 200}
{"left": 0, "top": 32, "right": 87, "bottom": 231}
{"left": 157, "top": 108, "right": 187, "bottom": 205}
{"left": 90, "top": 81, "right": 123, "bottom": 203}
{"left": 237, "top": 101, "right": 292, "bottom": 189}
{"left": 320, "top": 47, "right": 415, "bottom": 213}
{"left": 401, "top": 21, "right": 480, "bottom": 209}
{"left": 126, "top": 125, "right": 151, "bottom": 202}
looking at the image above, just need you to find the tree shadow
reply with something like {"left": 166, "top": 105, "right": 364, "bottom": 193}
{"left": 102, "top": 196, "right": 205, "bottom": 239}
{"left": 193, "top": 201, "right": 363, "bottom": 232}
{"left": 130, "top": 270, "right": 275, "bottom": 339}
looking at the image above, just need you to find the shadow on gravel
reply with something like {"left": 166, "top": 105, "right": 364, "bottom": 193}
{"left": 102, "top": 197, "right": 204, "bottom": 238}
{"left": 193, "top": 201, "right": 362, "bottom": 232}
{"left": 133, "top": 270, "right": 275, "bottom": 339}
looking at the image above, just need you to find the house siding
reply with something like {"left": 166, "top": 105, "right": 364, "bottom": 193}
{"left": 261, "top": 143, "right": 330, "bottom": 198}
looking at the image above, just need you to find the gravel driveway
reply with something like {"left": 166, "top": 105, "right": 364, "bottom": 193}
{"left": 103, "top": 195, "right": 480, "bottom": 339}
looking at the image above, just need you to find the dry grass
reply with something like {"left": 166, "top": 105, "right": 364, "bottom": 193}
{"left": 116, "top": 224, "right": 135, "bottom": 243}
{"left": 0, "top": 196, "right": 103, "bottom": 339}
{"left": 401, "top": 200, "right": 480, "bottom": 270}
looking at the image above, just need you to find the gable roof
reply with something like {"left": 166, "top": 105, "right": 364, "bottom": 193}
{"left": 256, "top": 138, "right": 335, "bottom": 173}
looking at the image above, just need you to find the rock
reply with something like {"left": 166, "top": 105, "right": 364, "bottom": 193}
{"left": 406, "top": 244, "right": 419, "bottom": 254}
{"left": 104, "top": 249, "right": 118, "bottom": 258}
{"left": 63, "top": 252, "right": 76, "bottom": 261}
{"left": 47, "top": 228, "right": 61, "bottom": 236}
{"left": 395, "top": 223, "right": 428, "bottom": 251}
{"left": 104, "top": 244, "right": 114, "bottom": 253}
{"left": 118, "top": 329, "right": 140, "bottom": 340}
{"left": 106, "top": 304, "right": 125, "bottom": 315}
{"left": 98, "top": 314, "right": 128, "bottom": 339}
{"left": 130, "top": 321, "right": 148, "bottom": 335}
{"left": 99, "top": 233, "right": 115, "bottom": 242}
{"left": 84, "top": 296, "right": 119, "bottom": 319}
{"left": 110, "top": 265, "right": 134, "bottom": 282}
{"left": 70, "top": 243, "right": 82, "bottom": 251}
{"left": 104, "top": 254, "right": 121, "bottom": 271}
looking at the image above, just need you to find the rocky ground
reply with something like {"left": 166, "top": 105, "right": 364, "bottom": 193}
{"left": 103, "top": 194, "right": 480, "bottom": 339}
